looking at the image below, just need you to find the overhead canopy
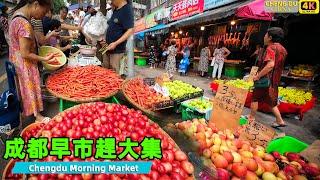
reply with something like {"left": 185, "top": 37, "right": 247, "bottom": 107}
{"left": 236, "top": 0, "right": 273, "bottom": 21}
{"left": 175, "top": 0, "right": 253, "bottom": 28}
{"left": 135, "top": 24, "right": 168, "bottom": 35}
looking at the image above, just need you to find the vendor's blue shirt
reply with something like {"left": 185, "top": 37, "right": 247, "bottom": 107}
{"left": 106, "top": 4, "right": 134, "bottom": 54}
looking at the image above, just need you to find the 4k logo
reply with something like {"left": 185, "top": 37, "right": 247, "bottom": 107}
{"left": 299, "top": 0, "right": 319, "bottom": 14}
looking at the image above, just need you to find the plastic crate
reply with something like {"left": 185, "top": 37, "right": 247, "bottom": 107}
{"left": 59, "top": 96, "right": 120, "bottom": 112}
{"left": 225, "top": 66, "right": 243, "bottom": 78}
{"left": 135, "top": 57, "right": 147, "bottom": 66}
{"left": 239, "top": 117, "right": 248, "bottom": 125}
{"left": 181, "top": 104, "right": 212, "bottom": 121}
{"left": 181, "top": 106, "right": 206, "bottom": 121}
{"left": 266, "top": 136, "right": 309, "bottom": 155}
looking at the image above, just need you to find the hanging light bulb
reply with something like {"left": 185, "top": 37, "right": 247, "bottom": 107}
{"left": 179, "top": 30, "right": 183, "bottom": 34}
{"left": 201, "top": 26, "right": 205, "bottom": 31}
{"left": 231, "top": 20, "right": 236, "bottom": 26}
{"left": 171, "top": 32, "right": 174, "bottom": 36}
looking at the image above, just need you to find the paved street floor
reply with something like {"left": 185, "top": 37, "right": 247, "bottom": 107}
{"left": 0, "top": 57, "right": 319, "bottom": 175}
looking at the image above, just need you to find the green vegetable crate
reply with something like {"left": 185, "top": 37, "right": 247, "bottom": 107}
{"left": 181, "top": 97, "right": 212, "bottom": 121}
{"left": 59, "top": 96, "right": 120, "bottom": 112}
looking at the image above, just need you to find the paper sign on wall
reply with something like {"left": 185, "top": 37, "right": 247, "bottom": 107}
{"left": 246, "top": 66, "right": 259, "bottom": 82}
{"left": 210, "top": 84, "right": 248, "bottom": 131}
{"left": 240, "top": 121, "right": 276, "bottom": 148}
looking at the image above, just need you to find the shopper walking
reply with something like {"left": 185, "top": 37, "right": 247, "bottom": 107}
{"left": 247, "top": 27, "right": 288, "bottom": 128}
{"left": 211, "top": 41, "right": 231, "bottom": 79}
{"left": 178, "top": 44, "right": 191, "bottom": 75}
{"left": 198, "top": 43, "right": 211, "bottom": 77}
{"left": 165, "top": 40, "right": 177, "bottom": 78}
{"left": 101, "top": 0, "right": 134, "bottom": 74}
{"left": 9, "top": 0, "right": 54, "bottom": 122}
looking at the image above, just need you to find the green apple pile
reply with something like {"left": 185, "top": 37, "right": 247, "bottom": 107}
{"left": 186, "top": 98, "right": 212, "bottom": 112}
{"left": 164, "top": 80, "right": 202, "bottom": 100}
{"left": 214, "top": 79, "right": 254, "bottom": 90}
{"left": 278, "top": 87, "right": 313, "bottom": 105}
{"left": 173, "top": 119, "right": 320, "bottom": 180}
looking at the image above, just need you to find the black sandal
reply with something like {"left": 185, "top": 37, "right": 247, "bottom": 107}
{"left": 271, "top": 122, "right": 287, "bottom": 128}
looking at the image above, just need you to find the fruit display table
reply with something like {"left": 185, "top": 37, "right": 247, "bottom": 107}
{"left": 167, "top": 119, "right": 320, "bottom": 180}
{"left": 4, "top": 103, "right": 196, "bottom": 180}
{"left": 281, "top": 70, "right": 318, "bottom": 90}
{"left": 210, "top": 81, "right": 317, "bottom": 120}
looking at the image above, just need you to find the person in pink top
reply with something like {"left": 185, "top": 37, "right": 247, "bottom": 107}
{"left": 9, "top": 0, "right": 54, "bottom": 122}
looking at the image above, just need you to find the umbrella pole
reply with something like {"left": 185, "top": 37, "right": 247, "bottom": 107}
{"left": 127, "top": 35, "right": 135, "bottom": 78}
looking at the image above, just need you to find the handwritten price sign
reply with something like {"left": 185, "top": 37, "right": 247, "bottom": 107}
{"left": 240, "top": 121, "right": 275, "bottom": 148}
{"left": 210, "top": 84, "right": 248, "bottom": 131}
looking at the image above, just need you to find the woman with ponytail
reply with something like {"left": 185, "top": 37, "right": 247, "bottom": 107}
{"left": 9, "top": 0, "right": 54, "bottom": 122}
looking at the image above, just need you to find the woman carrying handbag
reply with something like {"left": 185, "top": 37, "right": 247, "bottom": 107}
{"left": 211, "top": 41, "right": 231, "bottom": 79}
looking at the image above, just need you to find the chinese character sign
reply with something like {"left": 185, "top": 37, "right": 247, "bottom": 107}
{"left": 4, "top": 137, "right": 162, "bottom": 161}
{"left": 210, "top": 84, "right": 248, "bottom": 131}
{"left": 204, "top": 0, "right": 237, "bottom": 10}
{"left": 170, "top": 0, "right": 204, "bottom": 21}
{"left": 239, "top": 121, "right": 276, "bottom": 148}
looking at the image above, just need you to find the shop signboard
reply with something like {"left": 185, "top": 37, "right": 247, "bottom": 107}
{"left": 154, "top": 7, "right": 172, "bottom": 21}
{"left": 151, "top": 0, "right": 168, "bottom": 10}
{"left": 134, "top": 18, "right": 146, "bottom": 33}
{"left": 204, "top": 0, "right": 238, "bottom": 10}
{"left": 145, "top": 12, "right": 158, "bottom": 28}
{"left": 170, "top": 0, "right": 205, "bottom": 21}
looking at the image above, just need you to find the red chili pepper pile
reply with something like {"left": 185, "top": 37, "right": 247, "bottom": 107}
{"left": 46, "top": 66, "right": 123, "bottom": 100}
{"left": 123, "top": 78, "right": 170, "bottom": 110}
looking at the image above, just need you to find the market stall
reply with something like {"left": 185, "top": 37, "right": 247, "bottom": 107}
{"left": 165, "top": 118, "right": 320, "bottom": 180}
{"left": 281, "top": 64, "right": 319, "bottom": 90}
{"left": 121, "top": 75, "right": 204, "bottom": 120}
{"left": 3, "top": 103, "right": 196, "bottom": 179}
{"left": 210, "top": 79, "right": 317, "bottom": 120}
{"left": 46, "top": 65, "right": 123, "bottom": 111}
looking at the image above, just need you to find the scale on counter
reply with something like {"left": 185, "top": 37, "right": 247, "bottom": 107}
{"left": 68, "top": 53, "right": 101, "bottom": 67}
{"left": 77, "top": 54, "right": 101, "bottom": 66}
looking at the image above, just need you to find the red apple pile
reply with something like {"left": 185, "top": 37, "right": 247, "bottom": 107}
{"left": 271, "top": 152, "right": 320, "bottom": 180}
{"left": 21, "top": 122, "right": 45, "bottom": 142}
{"left": 4, "top": 160, "right": 23, "bottom": 180}
{"left": 175, "top": 119, "right": 320, "bottom": 180}
{"left": 26, "top": 103, "right": 194, "bottom": 180}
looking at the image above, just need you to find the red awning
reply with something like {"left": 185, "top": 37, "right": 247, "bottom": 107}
{"left": 236, "top": 0, "right": 273, "bottom": 21}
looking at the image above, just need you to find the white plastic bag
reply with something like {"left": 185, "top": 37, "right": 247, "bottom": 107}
{"left": 210, "top": 57, "right": 216, "bottom": 66}
{"left": 83, "top": 12, "right": 108, "bottom": 41}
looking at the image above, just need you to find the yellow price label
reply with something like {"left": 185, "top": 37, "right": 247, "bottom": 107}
{"left": 299, "top": 0, "right": 319, "bottom": 14}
